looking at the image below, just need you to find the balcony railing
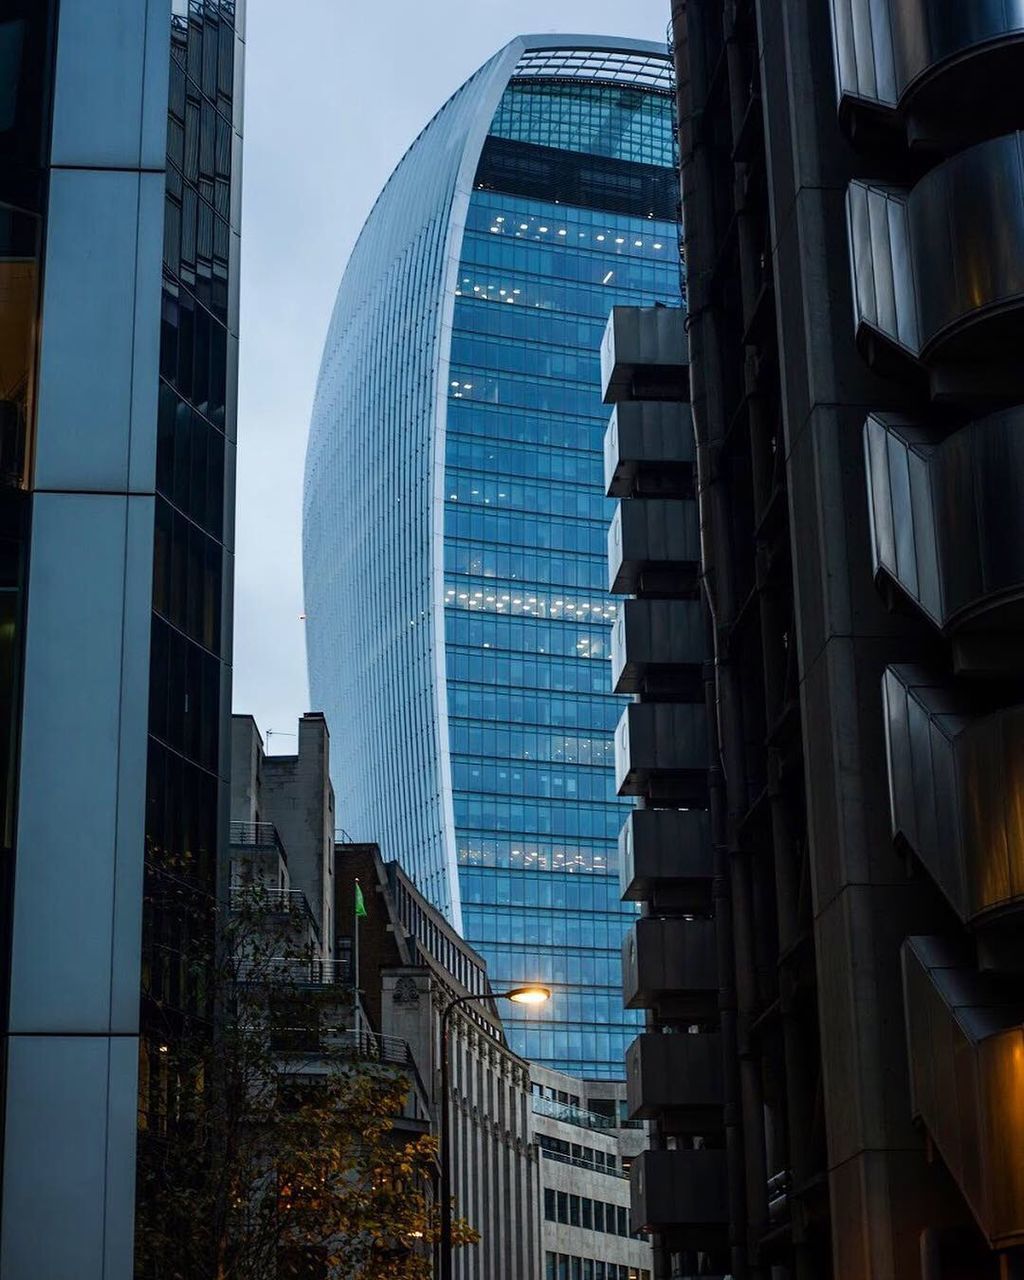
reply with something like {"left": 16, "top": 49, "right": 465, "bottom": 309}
{"left": 229, "top": 820, "right": 287, "bottom": 861}
{"left": 533, "top": 1094, "right": 616, "bottom": 1130}
{"left": 357, "top": 1030, "right": 414, "bottom": 1067}
{"left": 237, "top": 956, "right": 351, "bottom": 987}
{"left": 269, "top": 1025, "right": 416, "bottom": 1068}
{"left": 540, "top": 1146, "right": 629, "bottom": 1179}
{"left": 230, "top": 885, "right": 322, "bottom": 943}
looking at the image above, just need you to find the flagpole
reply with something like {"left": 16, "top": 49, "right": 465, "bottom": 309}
{"left": 354, "top": 877, "right": 361, "bottom": 998}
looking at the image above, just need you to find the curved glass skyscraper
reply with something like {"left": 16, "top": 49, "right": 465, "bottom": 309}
{"left": 304, "top": 36, "right": 682, "bottom": 1076}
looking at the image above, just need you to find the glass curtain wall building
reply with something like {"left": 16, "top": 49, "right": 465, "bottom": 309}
{"left": 305, "top": 36, "right": 682, "bottom": 1077}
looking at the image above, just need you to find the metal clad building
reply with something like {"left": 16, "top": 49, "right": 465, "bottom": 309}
{"left": 620, "top": 1, "right": 1024, "bottom": 1277}
{"left": 0, "top": 3, "right": 243, "bottom": 1274}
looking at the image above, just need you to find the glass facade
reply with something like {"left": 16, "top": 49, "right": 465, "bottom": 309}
{"left": 137, "top": 2, "right": 241, "bottom": 1261}
{"left": 305, "top": 37, "right": 683, "bottom": 1078}
{"left": 142, "top": 0, "right": 239, "bottom": 1036}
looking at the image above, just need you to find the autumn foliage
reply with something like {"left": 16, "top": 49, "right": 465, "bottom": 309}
{"left": 135, "top": 884, "right": 477, "bottom": 1279}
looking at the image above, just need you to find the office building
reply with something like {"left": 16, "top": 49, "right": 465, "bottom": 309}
{"left": 614, "top": 2, "right": 1024, "bottom": 1278}
{"left": 336, "top": 842, "right": 542, "bottom": 1280}
{"left": 304, "top": 34, "right": 684, "bottom": 1077}
{"left": 533, "top": 1066, "right": 653, "bottom": 1280}
{"left": 0, "top": 4, "right": 243, "bottom": 1276}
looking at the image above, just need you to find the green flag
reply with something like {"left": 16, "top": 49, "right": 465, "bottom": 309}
{"left": 354, "top": 880, "right": 367, "bottom": 918}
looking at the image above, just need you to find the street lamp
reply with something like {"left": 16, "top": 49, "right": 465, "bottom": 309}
{"left": 439, "top": 984, "right": 551, "bottom": 1280}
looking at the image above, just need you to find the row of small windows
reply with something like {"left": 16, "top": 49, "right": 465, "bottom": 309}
{"left": 445, "top": 415, "right": 605, "bottom": 460}
{"left": 453, "top": 796, "right": 626, "bottom": 841}
{"left": 446, "top": 368, "right": 606, "bottom": 418}
{"left": 446, "top": 433, "right": 603, "bottom": 486}
{"left": 539, "top": 1134, "right": 623, "bottom": 1178}
{"left": 545, "top": 1255, "right": 648, "bottom": 1280}
{"left": 445, "top": 507, "right": 606, "bottom": 556}
{"left": 444, "top": 541, "right": 606, "bottom": 591}
{"left": 468, "top": 188, "right": 677, "bottom": 238}
{"left": 460, "top": 231, "right": 679, "bottom": 292}
{"left": 450, "top": 721, "right": 613, "bottom": 767}
{"left": 458, "top": 865, "right": 629, "bottom": 913}
{"left": 451, "top": 298, "right": 610, "bottom": 362}
{"left": 464, "top": 907, "right": 631, "bottom": 953}
{"left": 446, "top": 615, "right": 610, "bottom": 662}
{"left": 451, "top": 758, "right": 615, "bottom": 803}
{"left": 545, "top": 1186, "right": 637, "bottom": 1236}
{"left": 446, "top": 470, "right": 611, "bottom": 522}
{"left": 470, "top": 205, "right": 675, "bottom": 259}
{"left": 450, "top": 330, "right": 601, "bottom": 390}
{"left": 534, "top": 1081, "right": 581, "bottom": 1107}
{"left": 447, "top": 652, "right": 612, "bottom": 705}
{"left": 473, "top": 135, "right": 677, "bottom": 225}
{"left": 491, "top": 77, "right": 673, "bottom": 167}
{"left": 484, "top": 942, "right": 630, "bottom": 989}
{"left": 447, "top": 647, "right": 612, "bottom": 696}
{"left": 513, "top": 1027, "right": 633, "bottom": 1077}
{"left": 454, "top": 272, "right": 672, "bottom": 325}
{"left": 448, "top": 689, "right": 620, "bottom": 740}
{"left": 444, "top": 578, "right": 618, "bottom": 623}
{"left": 456, "top": 839, "right": 618, "bottom": 877}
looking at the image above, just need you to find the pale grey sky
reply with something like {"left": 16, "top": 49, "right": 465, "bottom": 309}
{"left": 233, "top": 0, "right": 671, "bottom": 750}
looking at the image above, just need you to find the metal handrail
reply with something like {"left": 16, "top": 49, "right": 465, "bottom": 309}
{"left": 532, "top": 1094, "right": 616, "bottom": 1130}
{"left": 229, "top": 821, "right": 287, "bottom": 861}
{"left": 229, "top": 885, "right": 321, "bottom": 942}
{"left": 355, "top": 1030, "right": 414, "bottom": 1067}
{"left": 237, "top": 956, "right": 350, "bottom": 986}
{"left": 539, "top": 1147, "right": 629, "bottom": 1180}
{"left": 271, "top": 1026, "right": 413, "bottom": 1067}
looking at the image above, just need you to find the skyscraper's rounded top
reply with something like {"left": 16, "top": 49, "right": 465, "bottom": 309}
{"left": 510, "top": 35, "right": 672, "bottom": 92}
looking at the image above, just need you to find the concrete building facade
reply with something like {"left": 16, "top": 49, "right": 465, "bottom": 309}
{"left": 533, "top": 1065, "right": 653, "bottom": 1280}
{"left": 0, "top": 5, "right": 244, "bottom": 1277}
{"left": 232, "top": 714, "right": 544, "bottom": 1278}
{"left": 232, "top": 712, "right": 339, "bottom": 966}
{"left": 338, "top": 843, "right": 543, "bottom": 1280}
{"left": 612, "top": 3, "right": 1024, "bottom": 1279}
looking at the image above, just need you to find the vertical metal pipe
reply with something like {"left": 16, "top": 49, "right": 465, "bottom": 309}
{"left": 440, "top": 999, "right": 455, "bottom": 1280}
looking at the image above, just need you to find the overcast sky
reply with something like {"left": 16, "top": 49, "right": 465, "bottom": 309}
{"left": 233, "top": 0, "right": 671, "bottom": 751}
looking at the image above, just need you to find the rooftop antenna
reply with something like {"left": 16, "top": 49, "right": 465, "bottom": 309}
{"left": 265, "top": 729, "right": 297, "bottom": 751}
